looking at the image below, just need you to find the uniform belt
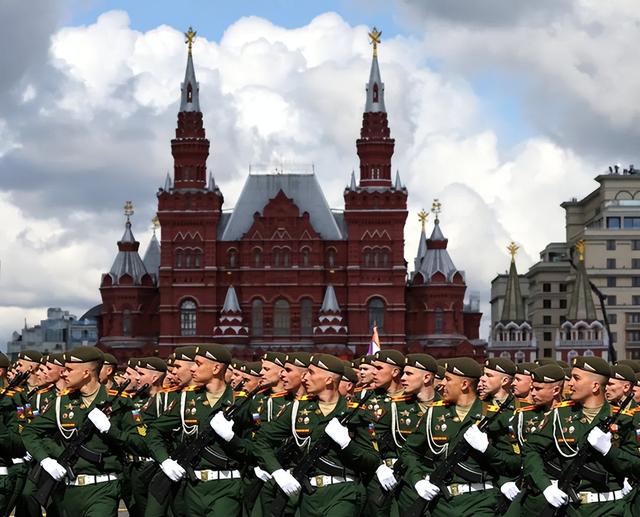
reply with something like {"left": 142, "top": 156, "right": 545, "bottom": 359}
{"left": 193, "top": 469, "right": 241, "bottom": 481}
{"left": 11, "top": 458, "right": 24, "bottom": 464}
{"left": 447, "top": 482, "right": 494, "bottom": 497}
{"left": 0, "top": 467, "right": 8, "bottom": 476}
{"left": 309, "top": 475, "right": 355, "bottom": 487}
{"left": 65, "top": 473, "right": 119, "bottom": 486}
{"left": 578, "top": 489, "right": 625, "bottom": 504}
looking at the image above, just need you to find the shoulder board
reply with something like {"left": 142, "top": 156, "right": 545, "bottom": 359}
{"left": 553, "top": 400, "right": 575, "bottom": 408}
{"left": 234, "top": 390, "right": 248, "bottom": 398}
{"left": 161, "top": 386, "right": 181, "bottom": 393}
{"left": 483, "top": 403, "right": 500, "bottom": 413}
{"left": 4, "top": 389, "right": 15, "bottom": 397}
{"left": 515, "top": 405, "right": 538, "bottom": 413}
{"left": 270, "top": 391, "right": 288, "bottom": 399}
{"left": 354, "top": 387, "right": 364, "bottom": 393}
{"left": 347, "top": 401, "right": 360, "bottom": 409}
{"left": 429, "top": 400, "right": 448, "bottom": 407}
{"left": 621, "top": 409, "right": 635, "bottom": 417}
{"left": 37, "top": 385, "right": 55, "bottom": 394}
{"left": 258, "top": 387, "right": 271, "bottom": 395}
{"left": 107, "top": 389, "right": 129, "bottom": 398}
{"left": 296, "top": 395, "right": 312, "bottom": 401}
{"left": 14, "top": 387, "right": 24, "bottom": 393}
{"left": 391, "top": 394, "right": 413, "bottom": 402}
{"left": 59, "top": 388, "right": 77, "bottom": 396}
{"left": 183, "top": 385, "right": 198, "bottom": 392}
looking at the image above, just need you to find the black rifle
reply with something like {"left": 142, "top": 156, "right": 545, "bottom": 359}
{"left": 149, "top": 381, "right": 263, "bottom": 503}
{"left": 133, "top": 383, "right": 150, "bottom": 399}
{"left": 539, "top": 393, "right": 634, "bottom": 517}
{"left": 406, "top": 396, "right": 512, "bottom": 517}
{"left": 25, "top": 381, "right": 56, "bottom": 402}
{"left": 269, "top": 389, "right": 375, "bottom": 517}
{"left": 33, "top": 379, "right": 131, "bottom": 507}
{"left": 0, "top": 370, "right": 30, "bottom": 397}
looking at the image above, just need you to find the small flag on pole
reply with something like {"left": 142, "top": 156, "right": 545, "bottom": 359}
{"left": 367, "top": 325, "right": 380, "bottom": 355}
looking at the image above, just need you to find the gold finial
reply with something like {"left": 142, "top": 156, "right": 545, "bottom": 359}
{"left": 185, "top": 26, "right": 197, "bottom": 55}
{"left": 575, "top": 239, "right": 586, "bottom": 262}
{"left": 368, "top": 27, "right": 382, "bottom": 58}
{"left": 123, "top": 201, "right": 134, "bottom": 219}
{"left": 507, "top": 242, "right": 519, "bottom": 262}
{"left": 431, "top": 199, "right": 442, "bottom": 221}
{"left": 418, "top": 209, "right": 428, "bottom": 231}
{"left": 151, "top": 215, "right": 160, "bottom": 233}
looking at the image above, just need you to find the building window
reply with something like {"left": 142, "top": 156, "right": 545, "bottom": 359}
{"left": 301, "top": 248, "right": 310, "bottom": 267}
{"left": 274, "top": 299, "right": 290, "bottom": 336}
{"left": 363, "top": 251, "right": 371, "bottom": 267}
{"left": 543, "top": 315, "right": 552, "bottom": 325}
{"left": 368, "top": 297, "right": 385, "bottom": 333}
{"left": 607, "top": 277, "right": 617, "bottom": 287}
{"left": 607, "top": 217, "right": 621, "bottom": 229}
{"left": 273, "top": 249, "right": 281, "bottom": 267}
{"left": 611, "top": 332, "right": 617, "bottom": 343}
{"left": 253, "top": 248, "right": 262, "bottom": 267}
{"left": 633, "top": 277, "right": 640, "bottom": 287}
{"left": 543, "top": 283, "right": 551, "bottom": 292}
{"left": 300, "top": 298, "right": 313, "bottom": 335}
{"left": 624, "top": 217, "right": 640, "bottom": 229}
{"left": 633, "top": 240, "right": 640, "bottom": 251}
{"left": 543, "top": 332, "right": 552, "bottom": 342}
{"left": 628, "top": 313, "right": 640, "bottom": 324}
{"left": 327, "top": 249, "right": 336, "bottom": 268}
{"left": 543, "top": 299, "right": 552, "bottom": 309}
{"left": 176, "top": 250, "right": 183, "bottom": 268}
{"left": 627, "top": 331, "right": 640, "bottom": 343}
{"left": 559, "top": 299, "right": 567, "bottom": 309}
{"left": 608, "top": 295, "right": 617, "bottom": 306}
{"left": 633, "top": 296, "right": 640, "bottom": 306}
{"left": 180, "top": 300, "right": 197, "bottom": 336}
{"left": 122, "top": 309, "right": 131, "bottom": 336}
{"left": 559, "top": 283, "right": 567, "bottom": 292}
{"left": 607, "top": 239, "right": 616, "bottom": 250}
{"left": 251, "top": 299, "right": 263, "bottom": 336}
{"left": 633, "top": 259, "right": 640, "bottom": 269}
{"left": 228, "top": 249, "right": 238, "bottom": 268}
{"left": 434, "top": 308, "right": 444, "bottom": 333}
{"left": 609, "top": 313, "right": 617, "bottom": 324}
{"left": 282, "top": 249, "right": 290, "bottom": 267}
{"left": 560, "top": 315, "right": 567, "bottom": 324}
{"left": 607, "top": 258, "right": 617, "bottom": 269}
{"left": 514, "top": 351, "right": 525, "bottom": 364}
{"left": 543, "top": 348, "right": 552, "bottom": 358}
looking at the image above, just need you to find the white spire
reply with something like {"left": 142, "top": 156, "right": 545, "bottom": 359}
{"left": 221, "top": 285, "right": 241, "bottom": 313}
{"left": 180, "top": 51, "right": 200, "bottom": 112}
{"left": 350, "top": 170, "right": 356, "bottom": 190}
{"left": 164, "top": 173, "right": 172, "bottom": 191}
{"left": 364, "top": 52, "right": 386, "bottom": 113}
{"left": 207, "top": 170, "right": 216, "bottom": 192}
{"left": 320, "top": 285, "right": 341, "bottom": 313}
{"left": 394, "top": 170, "right": 402, "bottom": 190}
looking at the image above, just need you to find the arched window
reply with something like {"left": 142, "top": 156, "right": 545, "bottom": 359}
{"left": 373, "top": 83, "right": 379, "bottom": 102}
{"left": 251, "top": 299, "right": 263, "bottom": 336}
{"left": 434, "top": 308, "right": 444, "bottom": 334}
{"left": 187, "top": 83, "right": 193, "bottom": 103}
{"left": 514, "top": 351, "right": 525, "bottom": 364}
{"left": 382, "top": 250, "right": 389, "bottom": 267}
{"left": 228, "top": 249, "right": 238, "bottom": 268}
{"left": 176, "top": 249, "right": 183, "bottom": 268}
{"left": 253, "top": 248, "right": 262, "bottom": 267}
{"left": 301, "top": 248, "right": 310, "bottom": 267}
{"left": 327, "top": 249, "right": 336, "bottom": 268}
{"left": 185, "top": 253, "right": 192, "bottom": 268}
{"left": 273, "top": 248, "right": 281, "bottom": 267}
{"left": 194, "top": 249, "right": 202, "bottom": 268}
{"left": 274, "top": 299, "right": 290, "bottom": 336}
{"left": 500, "top": 351, "right": 511, "bottom": 359}
{"left": 368, "top": 297, "right": 385, "bottom": 333}
{"left": 282, "top": 249, "right": 290, "bottom": 267}
{"left": 122, "top": 309, "right": 131, "bottom": 336}
{"left": 300, "top": 298, "right": 313, "bottom": 335}
{"left": 364, "top": 251, "right": 371, "bottom": 267}
{"left": 180, "top": 300, "right": 197, "bottom": 336}
{"left": 568, "top": 350, "right": 578, "bottom": 362}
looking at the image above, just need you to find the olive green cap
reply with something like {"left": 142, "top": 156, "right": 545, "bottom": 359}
{"left": 571, "top": 356, "right": 611, "bottom": 378}
{"left": 531, "top": 364, "right": 565, "bottom": 383}
{"left": 127, "top": 358, "right": 140, "bottom": 369}
{"left": 635, "top": 372, "right": 640, "bottom": 387}
{"left": 195, "top": 344, "right": 232, "bottom": 365}
{"left": 435, "top": 365, "right": 446, "bottom": 380}
{"left": 262, "top": 352, "right": 286, "bottom": 367}
{"left": 47, "top": 353, "right": 65, "bottom": 367}
{"left": 515, "top": 362, "right": 536, "bottom": 376}
{"left": 405, "top": 353, "right": 438, "bottom": 373}
{"left": 242, "top": 361, "right": 262, "bottom": 377}
{"left": 64, "top": 347, "right": 104, "bottom": 364}
{"left": 166, "top": 353, "right": 176, "bottom": 366}
{"left": 231, "top": 359, "right": 245, "bottom": 370}
{"left": 341, "top": 363, "right": 358, "bottom": 383}
{"left": 138, "top": 357, "right": 167, "bottom": 373}
{"left": 484, "top": 357, "right": 516, "bottom": 376}
{"left": 446, "top": 357, "right": 483, "bottom": 379}
{"left": 285, "top": 352, "right": 311, "bottom": 368}
{"left": 616, "top": 359, "right": 640, "bottom": 374}
{"left": 374, "top": 350, "right": 405, "bottom": 367}
{"left": 359, "top": 355, "right": 375, "bottom": 366}
{"left": 174, "top": 346, "right": 197, "bottom": 361}
{"left": 18, "top": 350, "right": 43, "bottom": 363}
{"left": 350, "top": 356, "right": 364, "bottom": 368}
{"left": 102, "top": 353, "right": 117, "bottom": 366}
{"left": 611, "top": 364, "right": 636, "bottom": 384}
{"left": 0, "top": 353, "right": 9, "bottom": 369}
{"left": 310, "top": 354, "right": 344, "bottom": 376}
{"left": 535, "top": 358, "right": 558, "bottom": 366}
{"left": 556, "top": 360, "right": 570, "bottom": 369}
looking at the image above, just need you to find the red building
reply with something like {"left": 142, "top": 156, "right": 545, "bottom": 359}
{"left": 98, "top": 33, "right": 484, "bottom": 362}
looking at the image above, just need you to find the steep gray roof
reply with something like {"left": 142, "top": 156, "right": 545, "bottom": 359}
{"left": 180, "top": 52, "right": 200, "bottom": 112}
{"left": 142, "top": 233, "right": 161, "bottom": 280}
{"left": 109, "top": 221, "right": 149, "bottom": 285}
{"left": 320, "top": 285, "right": 341, "bottom": 313}
{"left": 414, "top": 228, "right": 427, "bottom": 271}
{"left": 221, "top": 285, "right": 241, "bottom": 313}
{"left": 500, "top": 258, "right": 525, "bottom": 322}
{"left": 220, "top": 173, "right": 344, "bottom": 241}
{"left": 415, "top": 220, "right": 463, "bottom": 283}
{"left": 364, "top": 54, "right": 386, "bottom": 113}
{"left": 567, "top": 255, "right": 597, "bottom": 321}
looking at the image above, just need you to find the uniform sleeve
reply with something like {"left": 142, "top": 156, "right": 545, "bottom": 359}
{"left": 521, "top": 411, "right": 555, "bottom": 493}
{"left": 146, "top": 398, "right": 182, "bottom": 463}
{"left": 104, "top": 397, "right": 144, "bottom": 452}
{"left": 341, "top": 419, "right": 379, "bottom": 475}
{"left": 483, "top": 410, "right": 521, "bottom": 479}
{"left": 400, "top": 413, "right": 431, "bottom": 486}
{"left": 21, "top": 398, "right": 64, "bottom": 462}
{"left": 598, "top": 413, "right": 640, "bottom": 478}
{"left": 252, "top": 405, "right": 294, "bottom": 474}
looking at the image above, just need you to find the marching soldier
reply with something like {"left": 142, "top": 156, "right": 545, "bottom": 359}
{"left": 522, "top": 356, "right": 635, "bottom": 516}
{"left": 21, "top": 347, "right": 135, "bottom": 516}
{"left": 402, "top": 357, "right": 517, "bottom": 516}
{"left": 512, "top": 362, "right": 535, "bottom": 403}
{"left": 99, "top": 353, "right": 118, "bottom": 389}
{"left": 339, "top": 363, "right": 357, "bottom": 401}
{"left": 357, "top": 355, "right": 376, "bottom": 389}
{"left": 606, "top": 364, "right": 637, "bottom": 408}
{"left": 0, "top": 352, "right": 21, "bottom": 516}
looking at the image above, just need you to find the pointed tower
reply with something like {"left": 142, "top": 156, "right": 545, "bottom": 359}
{"left": 99, "top": 202, "right": 159, "bottom": 360}
{"left": 405, "top": 201, "right": 484, "bottom": 358}
{"left": 556, "top": 240, "right": 606, "bottom": 360}
{"left": 343, "top": 28, "right": 407, "bottom": 354}
{"left": 156, "top": 27, "right": 224, "bottom": 348}
{"left": 142, "top": 216, "right": 161, "bottom": 284}
{"left": 214, "top": 286, "right": 248, "bottom": 342}
{"left": 489, "top": 243, "right": 536, "bottom": 361}
{"left": 314, "top": 285, "right": 348, "bottom": 335}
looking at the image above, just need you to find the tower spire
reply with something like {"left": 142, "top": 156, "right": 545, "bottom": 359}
{"left": 180, "top": 26, "right": 200, "bottom": 113}
{"left": 500, "top": 242, "right": 525, "bottom": 321}
{"left": 365, "top": 27, "right": 386, "bottom": 113}
{"left": 567, "top": 240, "right": 597, "bottom": 321}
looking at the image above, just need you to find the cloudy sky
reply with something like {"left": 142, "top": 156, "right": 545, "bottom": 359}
{"left": 1, "top": 0, "right": 638, "bottom": 345}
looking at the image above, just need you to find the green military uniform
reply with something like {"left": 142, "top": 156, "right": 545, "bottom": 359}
{"left": 522, "top": 357, "right": 635, "bottom": 517}
{"left": 22, "top": 348, "right": 135, "bottom": 517}
{"left": 252, "top": 354, "right": 378, "bottom": 517}
{"left": 401, "top": 358, "right": 518, "bottom": 517}
{"left": 0, "top": 352, "right": 23, "bottom": 516}
{"left": 146, "top": 344, "right": 246, "bottom": 517}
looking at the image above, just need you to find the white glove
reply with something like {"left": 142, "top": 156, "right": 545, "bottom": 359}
{"left": 500, "top": 481, "right": 521, "bottom": 501}
{"left": 587, "top": 427, "right": 612, "bottom": 456}
{"left": 272, "top": 468, "right": 301, "bottom": 496}
{"left": 41, "top": 457, "right": 67, "bottom": 481}
{"left": 543, "top": 482, "right": 569, "bottom": 508}
{"left": 88, "top": 408, "right": 111, "bottom": 433}
{"left": 160, "top": 458, "right": 186, "bottom": 482}
{"left": 325, "top": 418, "right": 351, "bottom": 449}
{"left": 210, "top": 411, "right": 234, "bottom": 442}
{"left": 463, "top": 425, "right": 489, "bottom": 453}
{"left": 415, "top": 475, "right": 440, "bottom": 501}
{"left": 376, "top": 463, "right": 398, "bottom": 491}
{"left": 622, "top": 478, "right": 633, "bottom": 496}
{"left": 254, "top": 466, "right": 272, "bottom": 482}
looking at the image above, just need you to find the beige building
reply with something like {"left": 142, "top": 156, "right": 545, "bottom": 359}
{"left": 490, "top": 167, "right": 640, "bottom": 360}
